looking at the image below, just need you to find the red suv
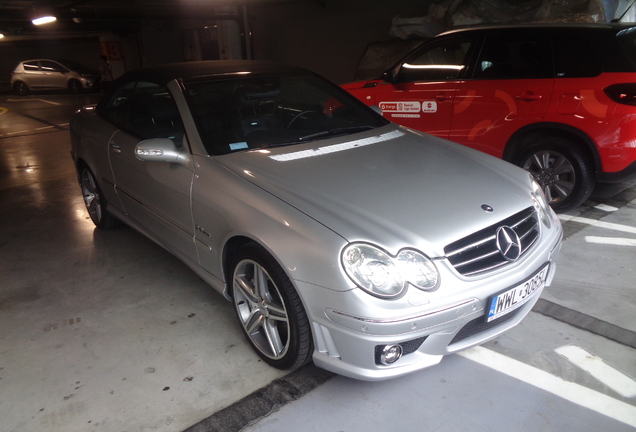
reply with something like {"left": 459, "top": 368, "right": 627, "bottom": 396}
{"left": 343, "top": 24, "right": 636, "bottom": 211}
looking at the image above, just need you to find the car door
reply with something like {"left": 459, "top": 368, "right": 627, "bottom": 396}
{"left": 21, "top": 60, "right": 43, "bottom": 89}
{"left": 449, "top": 32, "right": 554, "bottom": 158}
{"left": 39, "top": 60, "right": 67, "bottom": 90}
{"left": 106, "top": 80, "right": 198, "bottom": 262}
{"left": 375, "top": 37, "right": 475, "bottom": 139}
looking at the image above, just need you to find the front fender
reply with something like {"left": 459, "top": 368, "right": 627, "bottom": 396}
{"left": 191, "top": 155, "right": 352, "bottom": 296}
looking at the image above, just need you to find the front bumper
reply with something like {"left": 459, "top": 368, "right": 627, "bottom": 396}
{"left": 299, "top": 220, "right": 562, "bottom": 381}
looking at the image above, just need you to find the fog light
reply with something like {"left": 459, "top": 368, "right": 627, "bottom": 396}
{"left": 380, "top": 344, "right": 403, "bottom": 365}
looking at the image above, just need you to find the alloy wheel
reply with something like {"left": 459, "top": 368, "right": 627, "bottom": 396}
{"left": 80, "top": 169, "right": 103, "bottom": 224}
{"left": 233, "top": 259, "right": 291, "bottom": 360}
{"left": 522, "top": 149, "right": 576, "bottom": 204}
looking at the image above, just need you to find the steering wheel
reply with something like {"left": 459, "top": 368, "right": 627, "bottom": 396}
{"left": 287, "top": 110, "right": 317, "bottom": 129}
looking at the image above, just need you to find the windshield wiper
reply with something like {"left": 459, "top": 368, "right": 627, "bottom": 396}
{"left": 298, "top": 126, "right": 374, "bottom": 141}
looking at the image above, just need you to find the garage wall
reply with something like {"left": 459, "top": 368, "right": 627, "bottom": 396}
{"left": 0, "top": 0, "right": 429, "bottom": 90}
{"left": 248, "top": 0, "right": 429, "bottom": 84}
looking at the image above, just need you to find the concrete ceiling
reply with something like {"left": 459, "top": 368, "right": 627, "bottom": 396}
{"left": 0, "top": 0, "right": 299, "bottom": 37}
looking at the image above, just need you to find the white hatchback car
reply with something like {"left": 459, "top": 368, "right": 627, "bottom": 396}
{"left": 70, "top": 61, "right": 562, "bottom": 380}
{"left": 11, "top": 59, "right": 99, "bottom": 95}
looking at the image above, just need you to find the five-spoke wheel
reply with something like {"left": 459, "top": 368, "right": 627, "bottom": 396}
{"left": 232, "top": 244, "right": 312, "bottom": 370}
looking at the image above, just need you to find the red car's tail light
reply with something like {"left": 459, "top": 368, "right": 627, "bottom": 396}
{"left": 604, "top": 83, "right": 636, "bottom": 106}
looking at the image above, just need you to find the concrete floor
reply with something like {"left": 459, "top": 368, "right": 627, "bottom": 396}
{"left": 0, "top": 106, "right": 286, "bottom": 431}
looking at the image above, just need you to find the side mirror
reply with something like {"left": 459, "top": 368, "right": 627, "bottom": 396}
{"left": 382, "top": 68, "right": 398, "bottom": 83}
{"left": 135, "top": 138, "right": 188, "bottom": 165}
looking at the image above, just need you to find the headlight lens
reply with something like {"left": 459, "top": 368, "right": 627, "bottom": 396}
{"left": 530, "top": 175, "right": 552, "bottom": 228}
{"left": 341, "top": 243, "right": 439, "bottom": 299}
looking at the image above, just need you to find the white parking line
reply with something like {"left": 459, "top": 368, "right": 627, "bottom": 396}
{"left": 595, "top": 204, "right": 619, "bottom": 212}
{"left": 586, "top": 236, "right": 636, "bottom": 247}
{"left": 459, "top": 346, "right": 636, "bottom": 427}
{"left": 555, "top": 345, "right": 636, "bottom": 398}
{"left": 559, "top": 215, "right": 636, "bottom": 234}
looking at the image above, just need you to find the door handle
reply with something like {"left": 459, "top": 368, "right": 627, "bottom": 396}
{"left": 110, "top": 143, "right": 121, "bottom": 153}
{"left": 516, "top": 92, "right": 543, "bottom": 101}
{"left": 435, "top": 92, "right": 453, "bottom": 101}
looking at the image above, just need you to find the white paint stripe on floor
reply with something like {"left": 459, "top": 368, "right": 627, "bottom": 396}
{"left": 595, "top": 204, "right": 619, "bottom": 212}
{"left": 555, "top": 345, "right": 636, "bottom": 398}
{"left": 37, "top": 99, "right": 62, "bottom": 106}
{"left": 459, "top": 346, "right": 636, "bottom": 427}
{"left": 559, "top": 215, "right": 636, "bottom": 234}
{"left": 586, "top": 236, "right": 636, "bottom": 247}
{"left": 35, "top": 126, "right": 54, "bottom": 130}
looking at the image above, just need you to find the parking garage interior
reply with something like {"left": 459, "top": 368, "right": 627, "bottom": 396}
{"left": 2, "top": 1, "right": 636, "bottom": 432}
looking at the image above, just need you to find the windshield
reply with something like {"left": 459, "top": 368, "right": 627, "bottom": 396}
{"left": 184, "top": 73, "right": 388, "bottom": 155}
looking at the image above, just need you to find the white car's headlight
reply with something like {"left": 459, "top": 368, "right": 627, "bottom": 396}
{"left": 341, "top": 243, "right": 439, "bottom": 299}
{"left": 530, "top": 175, "right": 553, "bottom": 229}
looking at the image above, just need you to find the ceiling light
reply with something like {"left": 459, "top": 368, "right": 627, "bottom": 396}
{"left": 32, "top": 16, "right": 57, "bottom": 25}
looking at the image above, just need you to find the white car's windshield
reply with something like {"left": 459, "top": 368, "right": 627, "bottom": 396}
{"left": 184, "top": 73, "right": 388, "bottom": 155}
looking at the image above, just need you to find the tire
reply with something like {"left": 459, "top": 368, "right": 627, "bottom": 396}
{"left": 80, "top": 168, "right": 120, "bottom": 229}
{"left": 68, "top": 79, "right": 83, "bottom": 94}
{"left": 231, "top": 243, "right": 313, "bottom": 370}
{"left": 516, "top": 137, "right": 595, "bottom": 212}
{"left": 13, "top": 81, "right": 29, "bottom": 96}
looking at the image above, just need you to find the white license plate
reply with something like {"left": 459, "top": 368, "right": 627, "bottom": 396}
{"left": 486, "top": 264, "right": 549, "bottom": 322}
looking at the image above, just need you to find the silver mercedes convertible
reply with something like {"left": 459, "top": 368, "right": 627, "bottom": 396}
{"left": 70, "top": 61, "right": 562, "bottom": 380}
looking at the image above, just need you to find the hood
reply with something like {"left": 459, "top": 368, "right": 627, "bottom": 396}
{"left": 215, "top": 125, "right": 534, "bottom": 257}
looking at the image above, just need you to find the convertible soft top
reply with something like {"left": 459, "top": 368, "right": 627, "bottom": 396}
{"left": 114, "top": 60, "right": 310, "bottom": 86}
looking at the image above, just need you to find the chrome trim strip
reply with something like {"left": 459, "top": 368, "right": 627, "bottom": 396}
{"left": 444, "top": 235, "right": 495, "bottom": 258}
{"left": 453, "top": 249, "right": 499, "bottom": 268}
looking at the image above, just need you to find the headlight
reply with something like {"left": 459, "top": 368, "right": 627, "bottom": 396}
{"left": 530, "top": 175, "right": 552, "bottom": 229}
{"left": 341, "top": 243, "right": 439, "bottom": 299}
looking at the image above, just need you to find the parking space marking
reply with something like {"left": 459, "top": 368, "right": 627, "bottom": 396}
{"left": 595, "top": 204, "right": 620, "bottom": 212}
{"left": 6, "top": 98, "right": 61, "bottom": 106}
{"left": 459, "top": 346, "right": 636, "bottom": 427}
{"left": 585, "top": 236, "right": 636, "bottom": 247}
{"left": 555, "top": 345, "right": 636, "bottom": 398}
{"left": 559, "top": 215, "right": 636, "bottom": 234}
{"left": 0, "top": 107, "right": 8, "bottom": 115}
